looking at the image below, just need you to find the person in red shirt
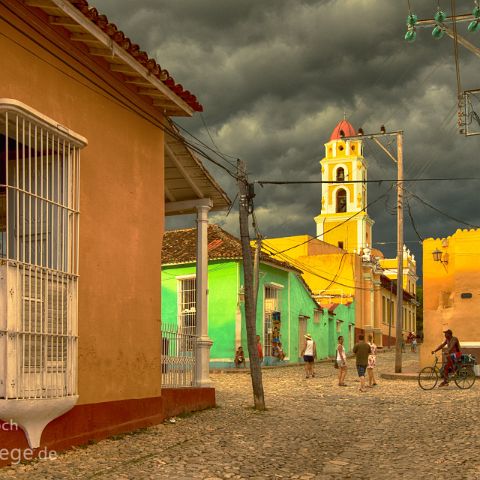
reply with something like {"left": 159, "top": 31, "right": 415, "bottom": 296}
{"left": 432, "top": 329, "right": 461, "bottom": 387}
{"left": 256, "top": 335, "right": 264, "bottom": 363}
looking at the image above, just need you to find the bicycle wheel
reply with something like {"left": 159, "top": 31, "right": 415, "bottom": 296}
{"left": 454, "top": 366, "right": 476, "bottom": 389}
{"left": 418, "top": 367, "right": 439, "bottom": 390}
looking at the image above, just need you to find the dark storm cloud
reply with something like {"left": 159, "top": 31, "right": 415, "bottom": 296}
{"left": 94, "top": 0, "right": 480, "bottom": 273}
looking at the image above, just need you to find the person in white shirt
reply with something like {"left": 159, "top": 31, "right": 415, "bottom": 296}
{"left": 337, "top": 335, "right": 347, "bottom": 386}
{"left": 301, "top": 334, "right": 317, "bottom": 379}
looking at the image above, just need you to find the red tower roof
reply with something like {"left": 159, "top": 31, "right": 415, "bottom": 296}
{"left": 330, "top": 119, "right": 356, "bottom": 141}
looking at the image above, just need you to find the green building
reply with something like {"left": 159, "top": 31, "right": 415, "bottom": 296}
{"left": 162, "top": 225, "right": 355, "bottom": 368}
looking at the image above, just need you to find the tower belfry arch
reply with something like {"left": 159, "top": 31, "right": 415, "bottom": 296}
{"left": 314, "top": 119, "right": 374, "bottom": 253}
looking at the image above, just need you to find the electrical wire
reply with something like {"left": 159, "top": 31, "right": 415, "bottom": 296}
{"left": 0, "top": 8, "right": 241, "bottom": 183}
{"left": 255, "top": 177, "right": 480, "bottom": 185}
{"left": 271, "top": 184, "right": 395, "bottom": 255}
{"left": 406, "top": 188, "right": 480, "bottom": 229}
{"left": 174, "top": 117, "right": 238, "bottom": 169}
{"left": 406, "top": 199, "right": 424, "bottom": 242}
{"left": 261, "top": 242, "right": 380, "bottom": 292}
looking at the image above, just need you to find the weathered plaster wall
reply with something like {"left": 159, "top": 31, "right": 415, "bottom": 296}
{"left": 421, "top": 229, "right": 480, "bottom": 367}
{"left": 1, "top": 9, "right": 164, "bottom": 403}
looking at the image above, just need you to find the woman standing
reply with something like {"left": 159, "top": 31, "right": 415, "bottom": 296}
{"left": 367, "top": 334, "right": 378, "bottom": 387}
{"left": 301, "top": 334, "right": 316, "bottom": 378}
{"left": 337, "top": 335, "right": 347, "bottom": 386}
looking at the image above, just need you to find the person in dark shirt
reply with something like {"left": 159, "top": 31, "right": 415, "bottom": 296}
{"left": 234, "top": 346, "right": 246, "bottom": 368}
{"left": 353, "top": 334, "right": 371, "bottom": 393}
{"left": 432, "top": 329, "right": 461, "bottom": 387}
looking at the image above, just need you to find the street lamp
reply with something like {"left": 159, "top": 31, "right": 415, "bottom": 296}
{"left": 432, "top": 248, "right": 448, "bottom": 271}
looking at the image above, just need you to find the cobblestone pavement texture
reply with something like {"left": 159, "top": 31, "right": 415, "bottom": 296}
{"left": 1, "top": 350, "right": 479, "bottom": 480}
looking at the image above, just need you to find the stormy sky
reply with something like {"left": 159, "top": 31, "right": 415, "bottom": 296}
{"left": 95, "top": 0, "right": 479, "bottom": 277}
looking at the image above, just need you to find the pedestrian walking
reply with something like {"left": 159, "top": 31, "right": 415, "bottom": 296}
{"left": 301, "top": 333, "right": 317, "bottom": 378}
{"left": 401, "top": 335, "right": 406, "bottom": 353}
{"left": 336, "top": 335, "right": 347, "bottom": 386}
{"left": 411, "top": 336, "right": 417, "bottom": 353}
{"left": 353, "top": 334, "right": 371, "bottom": 393}
{"left": 367, "top": 334, "right": 378, "bottom": 388}
{"left": 256, "top": 335, "right": 264, "bottom": 363}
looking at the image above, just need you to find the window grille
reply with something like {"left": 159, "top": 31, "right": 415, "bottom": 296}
{"left": 0, "top": 102, "right": 83, "bottom": 399}
{"left": 178, "top": 277, "right": 196, "bottom": 337}
{"left": 161, "top": 322, "right": 196, "bottom": 387}
{"left": 264, "top": 286, "right": 280, "bottom": 357}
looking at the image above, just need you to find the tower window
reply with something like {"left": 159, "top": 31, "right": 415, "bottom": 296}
{"left": 336, "top": 189, "right": 347, "bottom": 213}
{"left": 338, "top": 241, "right": 344, "bottom": 249}
{"left": 336, "top": 167, "right": 345, "bottom": 182}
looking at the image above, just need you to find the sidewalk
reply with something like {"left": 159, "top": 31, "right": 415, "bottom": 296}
{"left": 380, "top": 350, "right": 420, "bottom": 381}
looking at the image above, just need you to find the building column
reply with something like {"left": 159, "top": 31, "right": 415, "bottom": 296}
{"left": 195, "top": 202, "right": 213, "bottom": 387}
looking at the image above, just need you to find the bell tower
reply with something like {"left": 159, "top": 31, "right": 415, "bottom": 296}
{"left": 314, "top": 119, "right": 374, "bottom": 253}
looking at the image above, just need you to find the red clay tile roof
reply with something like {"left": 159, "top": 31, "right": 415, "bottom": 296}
{"left": 330, "top": 119, "right": 356, "bottom": 141}
{"left": 70, "top": 0, "right": 202, "bottom": 112}
{"left": 162, "top": 224, "right": 301, "bottom": 272}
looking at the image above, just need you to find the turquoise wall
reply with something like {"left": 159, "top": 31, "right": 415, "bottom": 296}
{"left": 162, "top": 260, "right": 238, "bottom": 361}
{"left": 321, "top": 302, "right": 356, "bottom": 358}
{"left": 161, "top": 260, "right": 356, "bottom": 368}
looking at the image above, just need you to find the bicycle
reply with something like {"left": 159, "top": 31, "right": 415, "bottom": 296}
{"left": 418, "top": 354, "right": 476, "bottom": 390}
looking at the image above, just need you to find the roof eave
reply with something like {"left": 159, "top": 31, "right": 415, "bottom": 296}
{"left": 27, "top": 0, "right": 194, "bottom": 117}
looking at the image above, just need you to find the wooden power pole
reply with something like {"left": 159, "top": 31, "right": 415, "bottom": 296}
{"left": 342, "top": 128, "right": 405, "bottom": 372}
{"left": 394, "top": 133, "right": 404, "bottom": 373}
{"left": 237, "top": 159, "right": 266, "bottom": 410}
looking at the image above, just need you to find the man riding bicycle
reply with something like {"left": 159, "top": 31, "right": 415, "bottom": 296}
{"left": 431, "top": 329, "right": 461, "bottom": 387}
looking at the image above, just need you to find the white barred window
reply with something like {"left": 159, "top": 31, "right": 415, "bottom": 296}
{"left": 178, "top": 276, "right": 196, "bottom": 336}
{"left": 0, "top": 100, "right": 85, "bottom": 400}
{"left": 264, "top": 285, "right": 281, "bottom": 357}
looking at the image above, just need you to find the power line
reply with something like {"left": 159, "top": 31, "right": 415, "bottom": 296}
{"left": 269, "top": 184, "right": 395, "bottom": 256}
{"left": 406, "top": 188, "right": 480, "bottom": 229}
{"left": 173, "top": 117, "right": 238, "bottom": 169}
{"left": 373, "top": 240, "right": 421, "bottom": 245}
{"left": 261, "top": 242, "right": 382, "bottom": 292}
{"left": 406, "top": 199, "right": 424, "bottom": 242}
{"left": 0, "top": 9, "right": 241, "bottom": 184}
{"left": 256, "top": 177, "right": 480, "bottom": 186}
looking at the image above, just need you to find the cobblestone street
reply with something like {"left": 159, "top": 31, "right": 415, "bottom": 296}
{"left": 1, "top": 350, "right": 479, "bottom": 480}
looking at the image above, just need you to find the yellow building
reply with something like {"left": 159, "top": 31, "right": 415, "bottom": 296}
{"left": 379, "top": 246, "right": 418, "bottom": 297}
{"left": 421, "top": 229, "right": 480, "bottom": 369}
{"left": 314, "top": 119, "right": 374, "bottom": 253}
{"left": 263, "top": 118, "right": 417, "bottom": 346}
{"left": 262, "top": 235, "right": 358, "bottom": 303}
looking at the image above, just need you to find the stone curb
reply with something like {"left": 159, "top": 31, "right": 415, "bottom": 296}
{"left": 380, "top": 372, "right": 419, "bottom": 381}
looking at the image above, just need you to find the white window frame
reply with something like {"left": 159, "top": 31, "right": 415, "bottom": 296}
{"left": 0, "top": 99, "right": 85, "bottom": 400}
{"left": 263, "top": 284, "right": 282, "bottom": 357}
{"left": 176, "top": 274, "right": 196, "bottom": 336}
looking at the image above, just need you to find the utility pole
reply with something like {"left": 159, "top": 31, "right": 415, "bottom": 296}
{"left": 405, "top": 2, "right": 480, "bottom": 136}
{"left": 388, "top": 279, "right": 393, "bottom": 349}
{"left": 253, "top": 235, "right": 261, "bottom": 309}
{"left": 237, "top": 159, "right": 265, "bottom": 410}
{"left": 342, "top": 128, "right": 404, "bottom": 372}
{"left": 395, "top": 133, "right": 404, "bottom": 373}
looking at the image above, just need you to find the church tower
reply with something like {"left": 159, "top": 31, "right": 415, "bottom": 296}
{"left": 314, "top": 118, "right": 374, "bottom": 253}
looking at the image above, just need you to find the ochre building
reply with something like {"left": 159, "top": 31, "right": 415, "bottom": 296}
{"left": 421, "top": 229, "right": 480, "bottom": 370}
